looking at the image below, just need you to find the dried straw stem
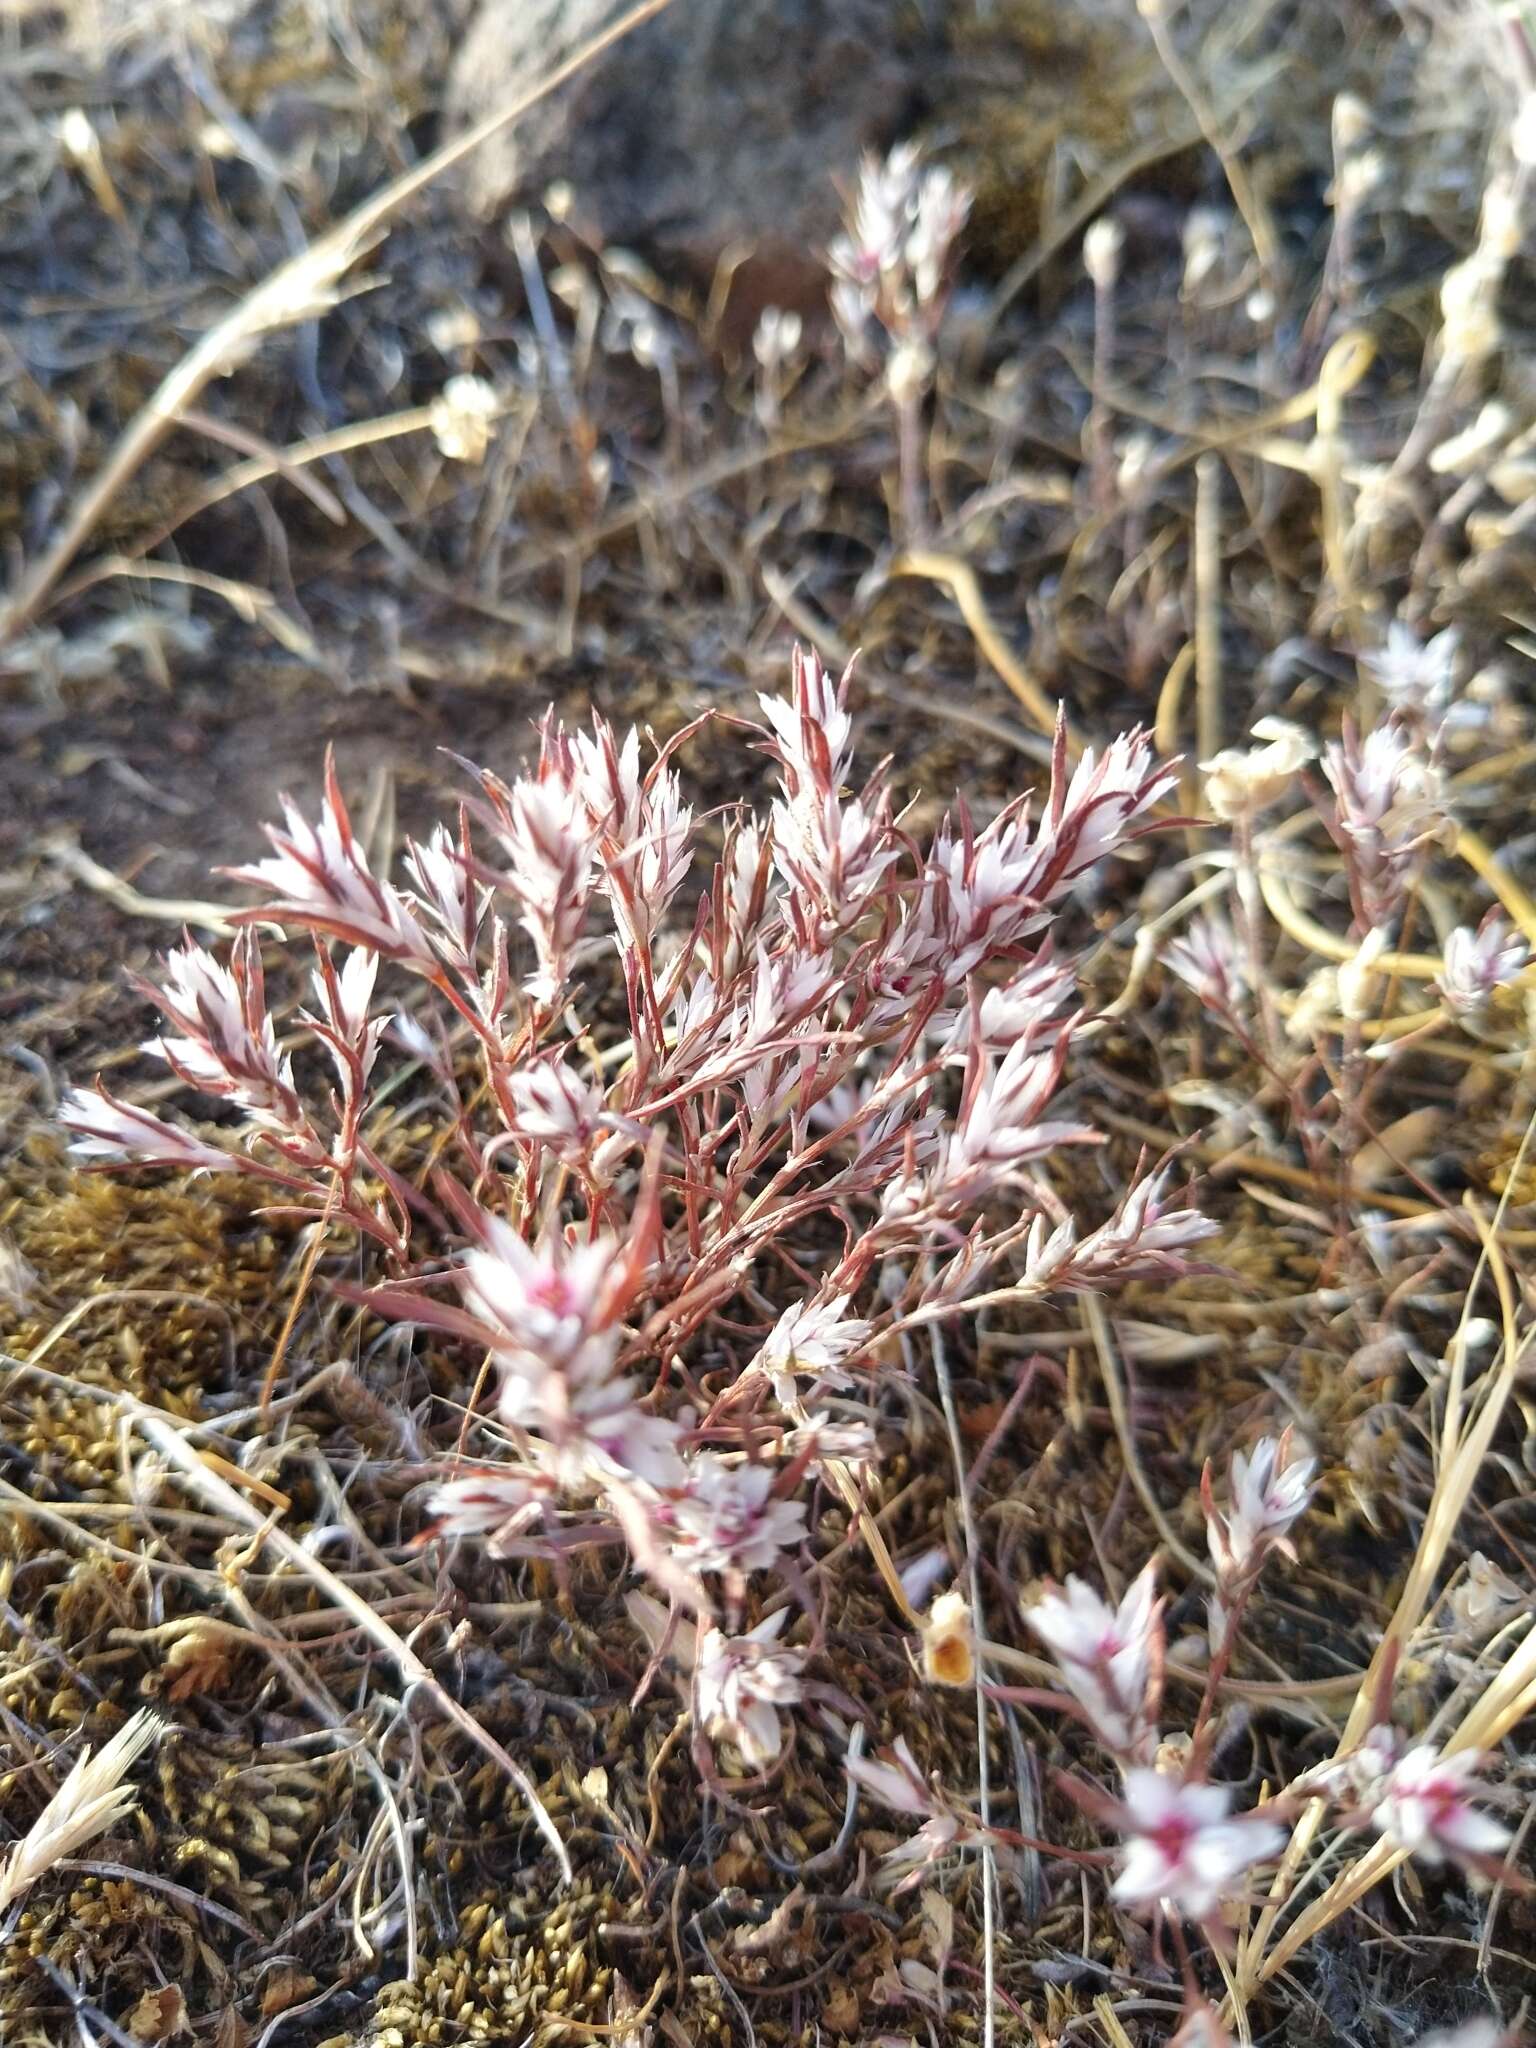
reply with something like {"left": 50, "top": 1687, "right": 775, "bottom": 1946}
{"left": 0, "top": 0, "right": 678, "bottom": 644}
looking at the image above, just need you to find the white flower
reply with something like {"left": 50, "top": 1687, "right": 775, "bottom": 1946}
{"left": 507, "top": 1059, "right": 605, "bottom": 1159}
{"left": 1016, "top": 1212, "right": 1080, "bottom": 1292}
{"left": 496, "top": 775, "right": 598, "bottom": 1004}
{"left": 1163, "top": 914, "right": 1248, "bottom": 1009}
{"left": 430, "top": 374, "right": 500, "bottom": 463}
{"left": 1369, "top": 1744, "right": 1511, "bottom": 1867}
{"left": 845, "top": 1735, "right": 985, "bottom": 1887}
{"left": 1438, "top": 917, "right": 1528, "bottom": 1020}
{"left": 695, "top": 1611, "right": 805, "bottom": 1770}
{"left": 1072, "top": 1170, "right": 1219, "bottom": 1284}
{"left": 228, "top": 758, "right": 431, "bottom": 963}
{"left": 462, "top": 1216, "right": 623, "bottom": 1372}
{"left": 753, "top": 1294, "right": 873, "bottom": 1407}
{"left": 1113, "top": 1770, "right": 1286, "bottom": 1921}
{"left": 1207, "top": 1434, "right": 1316, "bottom": 1587}
{"left": 141, "top": 934, "right": 298, "bottom": 1125}
{"left": 1083, "top": 216, "right": 1124, "bottom": 287}
{"left": 668, "top": 1458, "right": 807, "bottom": 1579}
{"left": 404, "top": 824, "right": 485, "bottom": 967}
{"left": 308, "top": 948, "right": 389, "bottom": 1092}
{"left": 752, "top": 306, "right": 803, "bottom": 372}
{"left": 781, "top": 1417, "right": 878, "bottom": 1474}
{"left": 426, "top": 1469, "right": 547, "bottom": 1553}
{"left": 1361, "top": 622, "right": 1459, "bottom": 716}
{"left": 845, "top": 1732, "right": 933, "bottom": 1817}
{"left": 1201, "top": 718, "right": 1313, "bottom": 821}
{"left": 951, "top": 1038, "right": 1095, "bottom": 1177}
{"left": 1025, "top": 1564, "right": 1159, "bottom": 1762}
{"left": 963, "top": 952, "right": 1079, "bottom": 1052}
{"left": 758, "top": 644, "right": 854, "bottom": 790}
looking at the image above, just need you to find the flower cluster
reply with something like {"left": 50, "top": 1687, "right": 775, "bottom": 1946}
{"left": 1005, "top": 1438, "right": 1514, "bottom": 1938}
{"left": 1314, "top": 1729, "right": 1512, "bottom": 1873}
{"left": 827, "top": 141, "right": 970, "bottom": 372}
{"left": 1323, "top": 716, "right": 1449, "bottom": 926}
{"left": 1202, "top": 1430, "right": 1316, "bottom": 1649}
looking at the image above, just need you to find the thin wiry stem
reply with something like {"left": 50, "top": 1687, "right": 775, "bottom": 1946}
{"left": 923, "top": 1305, "right": 996, "bottom": 2048}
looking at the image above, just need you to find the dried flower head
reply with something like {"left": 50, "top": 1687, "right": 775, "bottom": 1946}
{"left": 0, "top": 1709, "right": 162, "bottom": 1910}
{"left": 1201, "top": 718, "right": 1314, "bottom": 822}
{"left": 920, "top": 1588, "right": 975, "bottom": 1688}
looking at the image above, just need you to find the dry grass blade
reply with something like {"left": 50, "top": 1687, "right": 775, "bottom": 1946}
{"left": 0, "top": 1708, "right": 161, "bottom": 1911}
{"left": 127, "top": 1407, "right": 574, "bottom": 1884}
{"left": 1234, "top": 1124, "right": 1536, "bottom": 2001}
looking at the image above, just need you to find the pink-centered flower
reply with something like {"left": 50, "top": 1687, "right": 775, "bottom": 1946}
{"left": 1367, "top": 1743, "right": 1511, "bottom": 1868}
{"left": 668, "top": 1457, "right": 807, "bottom": 1580}
{"left": 1113, "top": 1769, "right": 1287, "bottom": 1922}
{"left": 1026, "top": 1564, "right": 1160, "bottom": 1763}
{"left": 460, "top": 1215, "right": 627, "bottom": 1372}
{"left": 695, "top": 1610, "right": 805, "bottom": 1770}
{"left": 426, "top": 1469, "right": 551, "bottom": 1553}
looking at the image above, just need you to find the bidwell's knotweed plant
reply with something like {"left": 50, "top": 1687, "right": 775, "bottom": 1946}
{"left": 58, "top": 642, "right": 1529, "bottom": 2018}
{"left": 54, "top": 643, "right": 1531, "bottom": 2031}
{"left": 62, "top": 646, "right": 1212, "bottom": 1770}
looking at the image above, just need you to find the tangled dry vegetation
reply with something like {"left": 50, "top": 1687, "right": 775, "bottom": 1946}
{"left": 5, "top": 2, "right": 1536, "bottom": 2046}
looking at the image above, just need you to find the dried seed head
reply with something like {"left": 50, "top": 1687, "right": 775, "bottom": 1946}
{"left": 1201, "top": 718, "right": 1313, "bottom": 821}
{"left": 0, "top": 1709, "right": 162, "bottom": 1910}
{"left": 920, "top": 1589, "right": 975, "bottom": 1688}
